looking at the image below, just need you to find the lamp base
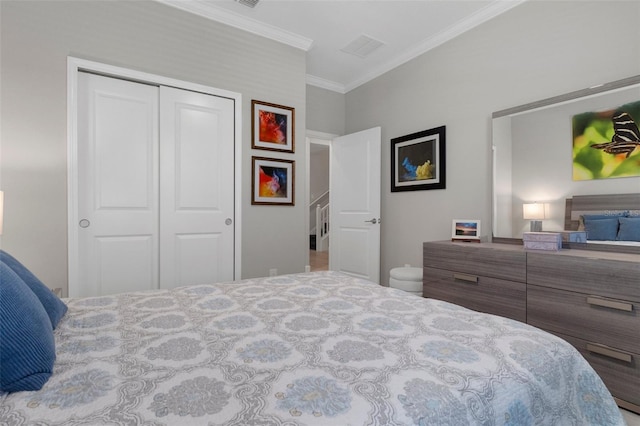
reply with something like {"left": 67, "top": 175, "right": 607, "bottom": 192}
{"left": 530, "top": 220, "right": 542, "bottom": 232}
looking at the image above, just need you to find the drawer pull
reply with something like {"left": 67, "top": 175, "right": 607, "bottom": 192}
{"left": 586, "top": 343, "right": 633, "bottom": 363}
{"left": 453, "top": 273, "right": 478, "bottom": 284}
{"left": 586, "top": 296, "right": 633, "bottom": 312}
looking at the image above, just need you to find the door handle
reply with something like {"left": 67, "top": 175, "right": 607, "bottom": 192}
{"left": 79, "top": 219, "right": 90, "bottom": 228}
{"left": 364, "top": 218, "right": 378, "bottom": 224}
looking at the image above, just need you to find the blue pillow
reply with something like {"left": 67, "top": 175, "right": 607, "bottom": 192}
{"left": 617, "top": 217, "right": 640, "bottom": 241}
{"left": 0, "top": 250, "right": 67, "bottom": 329}
{"left": 584, "top": 217, "right": 619, "bottom": 241}
{"left": 582, "top": 212, "right": 627, "bottom": 220}
{"left": 0, "top": 263, "right": 56, "bottom": 392}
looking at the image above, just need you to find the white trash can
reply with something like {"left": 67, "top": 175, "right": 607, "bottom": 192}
{"left": 389, "top": 266, "right": 423, "bottom": 296}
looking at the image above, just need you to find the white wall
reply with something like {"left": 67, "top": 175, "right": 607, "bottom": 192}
{"left": 0, "top": 0, "right": 307, "bottom": 294}
{"left": 344, "top": 1, "right": 640, "bottom": 285}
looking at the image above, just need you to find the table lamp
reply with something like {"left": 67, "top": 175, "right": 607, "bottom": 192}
{"left": 523, "top": 202, "right": 545, "bottom": 232}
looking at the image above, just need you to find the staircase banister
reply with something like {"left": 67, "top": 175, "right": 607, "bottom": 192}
{"left": 309, "top": 190, "right": 330, "bottom": 207}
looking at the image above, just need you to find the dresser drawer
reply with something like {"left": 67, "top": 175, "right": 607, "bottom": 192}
{"left": 423, "top": 242, "right": 526, "bottom": 283}
{"left": 527, "top": 252, "right": 640, "bottom": 302}
{"left": 528, "top": 284, "right": 640, "bottom": 354}
{"left": 423, "top": 266, "right": 526, "bottom": 322}
{"left": 553, "top": 331, "right": 640, "bottom": 411}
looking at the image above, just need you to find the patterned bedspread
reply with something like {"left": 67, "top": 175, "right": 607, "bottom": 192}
{"left": 0, "top": 271, "right": 625, "bottom": 425}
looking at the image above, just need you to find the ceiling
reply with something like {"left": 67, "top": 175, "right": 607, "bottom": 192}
{"left": 158, "top": 0, "right": 525, "bottom": 93}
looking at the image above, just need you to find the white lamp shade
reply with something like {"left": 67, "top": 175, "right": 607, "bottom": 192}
{"left": 523, "top": 203, "right": 545, "bottom": 220}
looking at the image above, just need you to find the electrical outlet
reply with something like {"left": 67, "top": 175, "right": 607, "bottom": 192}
{"left": 305, "top": 265, "right": 311, "bottom": 273}
{"left": 269, "top": 268, "right": 277, "bottom": 277}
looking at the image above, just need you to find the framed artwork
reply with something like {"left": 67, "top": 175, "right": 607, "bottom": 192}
{"left": 391, "top": 125, "right": 446, "bottom": 192}
{"left": 572, "top": 99, "right": 640, "bottom": 180}
{"left": 252, "top": 100, "right": 295, "bottom": 153}
{"left": 451, "top": 219, "right": 481, "bottom": 241}
{"left": 251, "top": 156, "right": 295, "bottom": 206}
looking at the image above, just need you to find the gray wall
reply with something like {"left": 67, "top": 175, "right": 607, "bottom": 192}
{"left": 344, "top": 1, "right": 640, "bottom": 284}
{"left": 306, "top": 85, "right": 346, "bottom": 135}
{"left": 310, "top": 149, "right": 330, "bottom": 204}
{"left": 0, "top": 0, "right": 307, "bottom": 294}
{"left": 4, "top": 0, "right": 639, "bottom": 293}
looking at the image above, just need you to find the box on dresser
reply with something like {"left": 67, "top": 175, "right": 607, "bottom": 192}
{"left": 558, "top": 230, "right": 587, "bottom": 243}
{"left": 522, "top": 232, "right": 562, "bottom": 251}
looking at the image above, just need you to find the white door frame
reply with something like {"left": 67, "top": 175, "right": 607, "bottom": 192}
{"left": 305, "top": 130, "right": 336, "bottom": 268}
{"left": 67, "top": 57, "right": 242, "bottom": 296}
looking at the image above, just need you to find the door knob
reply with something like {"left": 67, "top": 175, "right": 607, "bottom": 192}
{"left": 225, "top": 218, "right": 233, "bottom": 225}
{"left": 79, "top": 219, "right": 90, "bottom": 228}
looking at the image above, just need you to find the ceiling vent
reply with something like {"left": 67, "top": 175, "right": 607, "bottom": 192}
{"left": 235, "top": 0, "right": 259, "bottom": 8}
{"left": 340, "top": 34, "right": 385, "bottom": 58}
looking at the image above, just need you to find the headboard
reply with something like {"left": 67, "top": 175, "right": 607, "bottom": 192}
{"left": 565, "top": 193, "right": 640, "bottom": 231}
{"left": 564, "top": 193, "right": 640, "bottom": 253}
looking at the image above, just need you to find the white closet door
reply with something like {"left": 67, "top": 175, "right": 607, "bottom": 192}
{"left": 159, "top": 87, "right": 235, "bottom": 289}
{"left": 77, "top": 72, "right": 159, "bottom": 297}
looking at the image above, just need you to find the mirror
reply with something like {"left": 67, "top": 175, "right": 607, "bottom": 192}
{"left": 492, "top": 75, "right": 640, "bottom": 249}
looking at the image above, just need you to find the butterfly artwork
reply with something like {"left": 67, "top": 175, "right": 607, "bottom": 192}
{"left": 590, "top": 111, "right": 640, "bottom": 158}
{"left": 572, "top": 101, "right": 640, "bottom": 180}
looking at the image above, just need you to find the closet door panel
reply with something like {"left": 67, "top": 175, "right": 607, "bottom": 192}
{"left": 175, "top": 234, "right": 224, "bottom": 286}
{"left": 176, "top": 107, "right": 220, "bottom": 208}
{"left": 76, "top": 72, "right": 159, "bottom": 297}
{"left": 160, "top": 87, "right": 235, "bottom": 288}
{"left": 94, "top": 235, "right": 156, "bottom": 296}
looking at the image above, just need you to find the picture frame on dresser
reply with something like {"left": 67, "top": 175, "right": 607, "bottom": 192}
{"left": 451, "top": 219, "right": 481, "bottom": 242}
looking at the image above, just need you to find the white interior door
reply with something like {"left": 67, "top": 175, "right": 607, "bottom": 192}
{"left": 159, "top": 87, "right": 235, "bottom": 289}
{"left": 329, "top": 127, "right": 381, "bottom": 283}
{"left": 76, "top": 72, "right": 160, "bottom": 297}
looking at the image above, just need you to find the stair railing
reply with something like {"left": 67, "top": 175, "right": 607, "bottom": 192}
{"left": 315, "top": 203, "right": 330, "bottom": 252}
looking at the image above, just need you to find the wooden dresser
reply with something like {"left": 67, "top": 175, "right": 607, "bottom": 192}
{"left": 423, "top": 242, "right": 526, "bottom": 322}
{"left": 423, "top": 241, "right": 640, "bottom": 413}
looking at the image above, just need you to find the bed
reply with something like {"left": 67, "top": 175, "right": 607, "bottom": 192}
{"left": 565, "top": 193, "right": 640, "bottom": 251}
{"left": 0, "top": 266, "right": 626, "bottom": 425}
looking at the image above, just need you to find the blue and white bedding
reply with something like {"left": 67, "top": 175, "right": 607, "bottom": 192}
{"left": 0, "top": 271, "right": 625, "bottom": 425}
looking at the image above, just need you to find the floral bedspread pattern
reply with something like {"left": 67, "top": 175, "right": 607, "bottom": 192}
{"left": 0, "top": 271, "right": 624, "bottom": 425}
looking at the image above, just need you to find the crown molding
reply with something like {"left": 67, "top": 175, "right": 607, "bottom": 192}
{"left": 156, "top": 0, "right": 314, "bottom": 51}
{"left": 306, "top": 74, "right": 347, "bottom": 94}
{"left": 157, "top": 0, "right": 525, "bottom": 94}
{"left": 343, "top": 0, "right": 526, "bottom": 93}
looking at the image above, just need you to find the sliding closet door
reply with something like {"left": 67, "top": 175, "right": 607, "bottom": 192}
{"left": 159, "top": 87, "right": 235, "bottom": 288}
{"left": 74, "top": 72, "right": 236, "bottom": 297}
{"left": 77, "top": 72, "right": 160, "bottom": 297}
